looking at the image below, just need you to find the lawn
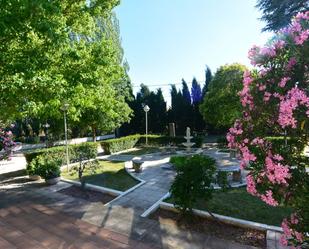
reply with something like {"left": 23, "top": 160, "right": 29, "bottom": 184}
{"left": 166, "top": 187, "right": 292, "bottom": 226}
{"left": 118, "top": 147, "right": 160, "bottom": 156}
{"left": 62, "top": 160, "right": 139, "bottom": 191}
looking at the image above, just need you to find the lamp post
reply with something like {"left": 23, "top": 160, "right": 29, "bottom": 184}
{"left": 42, "top": 122, "right": 50, "bottom": 147}
{"left": 143, "top": 105, "right": 150, "bottom": 146}
{"left": 61, "top": 103, "right": 70, "bottom": 172}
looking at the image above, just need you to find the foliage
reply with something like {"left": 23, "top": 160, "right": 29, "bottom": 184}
{"left": 216, "top": 171, "right": 229, "bottom": 191}
{"left": 170, "top": 155, "right": 216, "bottom": 214}
{"left": 227, "top": 12, "right": 309, "bottom": 247}
{"left": 25, "top": 142, "right": 98, "bottom": 165}
{"left": 0, "top": 128, "right": 15, "bottom": 160}
{"left": 120, "top": 84, "right": 167, "bottom": 135}
{"left": 202, "top": 65, "right": 213, "bottom": 98}
{"left": 101, "top": 134, "right": 204, "bottom": 154}
{"left": 0, "top": 1, "right": 131, "bottom": 138}
{"left": 200, "top": 63, "right": 248, "bottom": 132}
{"left": 256, "top": 0, "right": 308, "bottom": 31}
{"left": 31, "top": 154, "right": 62, "bottom": 180}
{"left": 74, "top": 143, "right": 100, "bottom": 188}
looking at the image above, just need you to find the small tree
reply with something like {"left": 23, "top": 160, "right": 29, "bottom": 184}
{"left": 227, "top": 12, "right": 309, "bottom": 247}
{"left": 74, "top": 143, "right": 98, "bottom": 189}
{"left": 170, "top": 155, "right": 216, "bottom": 215}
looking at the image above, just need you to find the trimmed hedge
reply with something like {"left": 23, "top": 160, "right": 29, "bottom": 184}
{"left": 101, "top": 134, "right": 204, "bottom": 154}
{"left": 25, "top": 142, "right": 98, "bottom": 166}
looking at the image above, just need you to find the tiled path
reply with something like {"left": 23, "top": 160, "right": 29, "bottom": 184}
{"left": 0, "top": 178, "right": 262, "bottom": 249}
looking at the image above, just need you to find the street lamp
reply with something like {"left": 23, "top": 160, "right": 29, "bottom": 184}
{"left": 143, "top": 105, "right": 150, "bottom": 146}
{"left": 42, "top": 122, "right": 50, "bottom": 147}
{"left": 61, "top": 103, "right": 70, "bottom": 172}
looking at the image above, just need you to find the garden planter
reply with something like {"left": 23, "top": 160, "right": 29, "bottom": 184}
{"left": 45, "top": 177, "right": 61, "bottom": 185}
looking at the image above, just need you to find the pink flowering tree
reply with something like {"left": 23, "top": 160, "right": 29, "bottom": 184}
{"left": 0, "top": 128, "right": 15, "bottom": 161}
{"left": 227, "top": 12, "right": 309, "bottom": 247}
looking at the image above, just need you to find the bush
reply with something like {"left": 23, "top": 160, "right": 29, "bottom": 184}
{"left": 101, "top": 134, "right": 204, "bottom": 154}
{"left": 101, "top": 135, "right": 141, "bottom": 154}
{"left": 216, "top": 171, "right": 229, "bottom": 191}
{"left": 31, "top": 154, "right": 62, "bottom": 180}
{"left": 25, "top": 142, "right": 98, "bottom": 166}
{"left": 170, "top": 155, "right": 216, "bottom": 214}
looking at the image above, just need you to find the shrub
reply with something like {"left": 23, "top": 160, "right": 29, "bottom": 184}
{"left": 101, "top": 134, "right": 204, "bottom": 154}
{"left": 216, "top": 171, "right": 229, "bottom": 191}
{"left": 74, "top": 143, "right": 98, "bottom": 189}
{"left": 101, "top": 135, "right": 140, "bottom": 154}
{"left": 170, "top": 155, "right": 216, "bottom": 214}
{"left": 25, "top": 142, "right": 98, "bottom": 166}
{"left": 31, "top": 154, "right": 62, "bottom": 180}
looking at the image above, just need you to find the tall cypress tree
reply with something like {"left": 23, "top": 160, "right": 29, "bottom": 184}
{"left": 202, "top": 65, "right": 212, "bottom": 98}
{"left": 191, "top": 78, "right": 205, "bottom": 132}
{"left": 191, "top": 78, "right": 202, "bottom": 104}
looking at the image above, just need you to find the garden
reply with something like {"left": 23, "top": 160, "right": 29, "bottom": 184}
{"left": 0, "top": 1, "right": 308, "bottom": 248}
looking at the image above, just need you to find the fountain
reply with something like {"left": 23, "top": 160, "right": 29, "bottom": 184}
{"left": 182, "top": 127, "right": 195, "bottom": 152}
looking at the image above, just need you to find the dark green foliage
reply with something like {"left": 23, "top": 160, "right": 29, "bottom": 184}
{"left": 216, "top": 137, "right": 228, "bottom": 148}
{"left": 216, "top": 171, "right": 229, "bottom": 191}
{"left": 120, "top": 85, "right": 167, "bottom": 135}
{"left": 30, "top": 154, "right": 62, "bottom": 180}
{"left": 25, "top": 142, "right": 98, "bottom": 165}
{"left": 256, "top": 0, "right": 308, "bottom": 31}
{"left": 200, "top": 63, "right": 247, "bottom": 132}
{"left": 101, "top": 135, "right": 204, "bottom": 154}
{"left": 202, "top": 65, "right": 213, "bottom": 98}
{"left": 101, "top": 135, "right": 141, "bottom": 154}
{"left": 170, "top": 155, "right": 216, "bottom": 214}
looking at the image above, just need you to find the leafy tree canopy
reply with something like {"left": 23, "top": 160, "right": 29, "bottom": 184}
{"left": 199, "top": 63, "right": 248, "bottom": 131}
{"left": 0, "top": 0, "right": 131, "bottom": 137}
{"left": 256, "top": 0, "right": 308, "bottom": 31}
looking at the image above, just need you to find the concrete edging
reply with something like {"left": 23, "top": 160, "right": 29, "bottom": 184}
{"left": 106, "top": 161, "right": 146, "bottom": 205}
{"left": 159, "top": 201, "right": 283, "bottom": 233}
{"left": 60, "top": 178, "right": 123, "bottom": 196}
{"left": 141, "top": 192, "right": 170, "bottom": 218}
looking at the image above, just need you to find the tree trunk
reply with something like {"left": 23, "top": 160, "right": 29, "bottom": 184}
{"left": 92, "top": 125, "right": 96, "bottom": 142}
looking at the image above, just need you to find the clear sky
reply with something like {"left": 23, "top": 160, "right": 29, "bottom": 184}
{"left": 115, "top": 0, "right": 273, "bottom": 103}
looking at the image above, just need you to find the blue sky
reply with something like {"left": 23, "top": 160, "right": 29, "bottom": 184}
{"left": 115, "top": 0, "right": 273, "bottom": 103}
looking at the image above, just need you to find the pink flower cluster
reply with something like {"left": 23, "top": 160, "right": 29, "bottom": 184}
{"left": 278, "top": 77, "right": 290, "bottom": 88}
{"left": 281, "top": 214, "right": 304, "bottom": 248}
{"left": 265, "top": 154, "right": 290, "bottom": 185}
{"left": 260, "top": 190, "right": 278, "bottom": 206}
{"left": 239, "top": 71, "right": 254, "bottom": 109}
{"left": 226, "top": 120, "right": 243, "bottom": 148}
{"left": 278, "top": 87, "right": 309, "bottom": 128}
{"left": 282, "top": 11, "right": 309, "bottom": 45}
{"left": 0, "top": 129, "right": 15, "bottom": 161}
{"left": 246, "top": 175, "right": 257, "bottom": 195}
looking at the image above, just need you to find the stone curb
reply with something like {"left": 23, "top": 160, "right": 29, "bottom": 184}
{"left": 141, "top": 192, "right": 170, "bottom": 218}
{"left": 60, "top": 178, "right": 123, "bottom": 196}
{"left": 159, "top": 200, "right": 283, "bottom": 233}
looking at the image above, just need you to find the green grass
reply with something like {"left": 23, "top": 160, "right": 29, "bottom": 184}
{"left": 118, "top": 147, "right": 160, "bottom": 156}
{"left": 62, "top": 160, "right": 139, "bottom": 191}
{"left": 166, "top": 187, "right": 292, "bottom": 226}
